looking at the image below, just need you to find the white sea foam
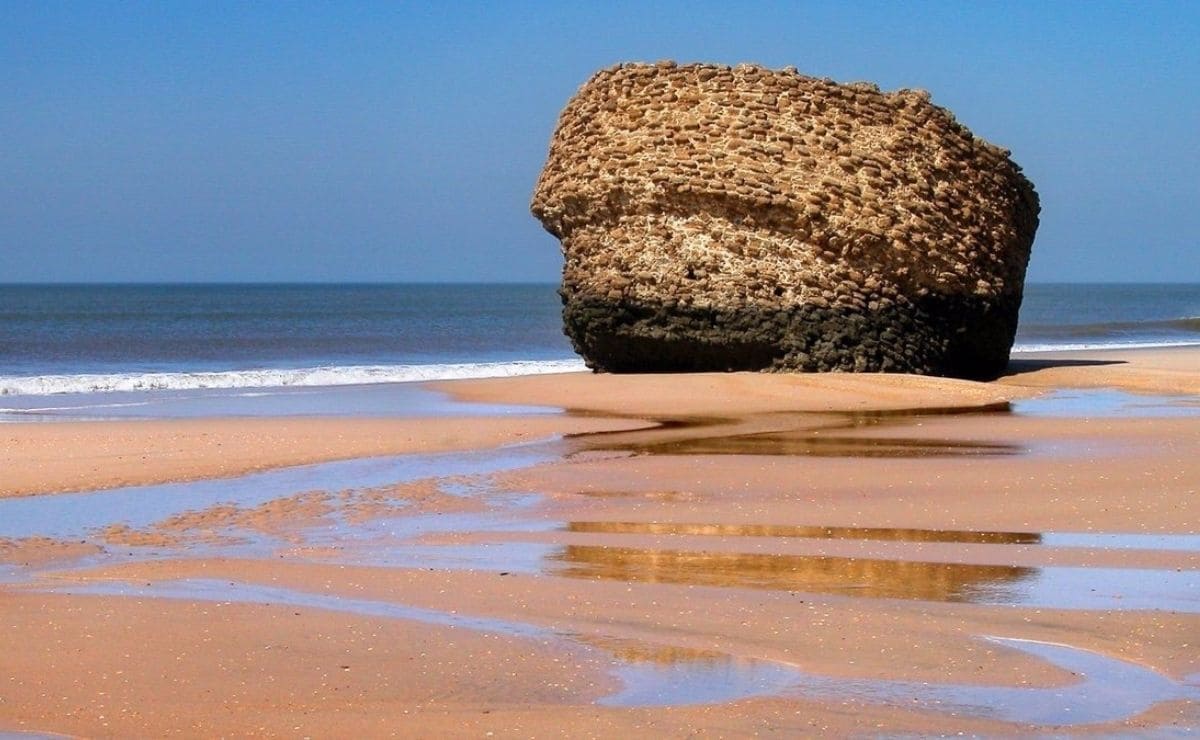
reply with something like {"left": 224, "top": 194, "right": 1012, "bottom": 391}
{"left": 0, "top": 360, "right": 589, "bottom": 397}
{"left": 5, "top": 338, "right": 1196, "bottom": 398}
{"left": 0, "top": 401, "right": 153, "bottom": 413}
{"left": 1012, "top": 339, "right": 1200, "bottom": 353}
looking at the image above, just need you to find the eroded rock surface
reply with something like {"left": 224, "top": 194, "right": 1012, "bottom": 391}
{"left": 532, "top": 62, "right": 1040, "bottom": 379}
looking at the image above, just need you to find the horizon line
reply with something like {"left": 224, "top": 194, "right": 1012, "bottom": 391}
{"left": 1, "top": 280, "right": 1198, "bottom": 287}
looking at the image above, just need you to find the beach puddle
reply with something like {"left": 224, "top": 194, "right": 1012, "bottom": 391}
{"left": 261, "top": 517, "right": 1200, "bottom": 594}
{"left": 549, "top": 545, "right": 1200, "bottom": 612}
{"left": 1039, "top": 532, "right": 1200, "bottom": 552}
{"left": 552, "top": 545, "right": 1037, "bottom": 602}
{"left": 0, "top": 438, "right": 570, "bottom": 587}
{"left": 601, "top": 652, "right": 801, "bottom": 707}
{"left": 919, "top": 636, "right": 1200, "bottom": 726}
{"left": 563, "top": 521, "right": 1200, "bottom": 552}
{"left": 329, "top": 540, "right": 557, "bottom": 573}
{"left": 565, "top": 521, "right": 1043, "bottom": 545}
{"left": 573, "top": 404, "right": 1021, "bottom": 459}
{"left": 0, "top": 442, "right": 558, "bottom": 542}
{"left": 622, "top": 433, "right": 1020, "bottom": 458}
{"left": 37, "top": 577, "right": 1200, "bottom": 723}
{"left": 1014, "top": 388, "right": 1200, "bottom": 418}
{"left": 605, "top": 635, "right": 1200, "bottom": 724}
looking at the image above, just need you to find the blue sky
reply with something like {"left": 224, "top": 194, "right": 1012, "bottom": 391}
{"left": 2, "top": 1, "right": 1197, "bottom": 283}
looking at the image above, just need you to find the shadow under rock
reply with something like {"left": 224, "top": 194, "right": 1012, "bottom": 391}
{"left": 1003, "top": 358, "right": 1126, "bottom": 376}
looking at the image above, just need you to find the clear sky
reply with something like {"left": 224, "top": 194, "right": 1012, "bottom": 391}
{"left": 2, "top": 1, "right": 1197, "bottom": 283}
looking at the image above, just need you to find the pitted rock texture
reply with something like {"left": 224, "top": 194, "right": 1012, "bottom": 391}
{"left": 532, "top": 62, "right": 1040, "bottom": 379}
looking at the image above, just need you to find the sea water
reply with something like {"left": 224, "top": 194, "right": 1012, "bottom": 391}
{"left": 0, "top": 283, "right": 581, "bottom": 418}
{"left": 1015, "top": 282, "right": 1200, "bottom": 351}
{"left": 0, "top": 283, "right": 1196, "bottom": 417}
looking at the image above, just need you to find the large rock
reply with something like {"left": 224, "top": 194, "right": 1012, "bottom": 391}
{"left": 531, "top": 62, "right": 1040, "bottom": 380}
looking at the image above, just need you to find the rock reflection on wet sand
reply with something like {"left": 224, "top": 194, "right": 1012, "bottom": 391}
{"left": 551, "top": 545, "right": 1037, "bottom": 602}
{"left": 565, "top": 521, "right": 1043, "bottom": 545}
{"left": 549, "top": 545, "right": 1200, "bottom": 612}
{"left": 581, "top": 636, "right": 728, "bottom": 664}
{"left": 573, "top": 405, "right": 1021, "bottom": 459}
{"left": 627, "top": 432, "right": 1021, "bottom": 458}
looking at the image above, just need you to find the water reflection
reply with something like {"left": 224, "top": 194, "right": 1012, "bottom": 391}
{"left": 0, "top": 444, "right": 554, "bottom": 540}
{"left": 581, "top": 636, "right": 727, "bottom": 664}
{"left": 1014, "top": 389, "right": 1200, "bottom": 418}
{"left": 564, "top": 522, "right": 1200, "bottom": 552}
{"left": 582, "top": 635, "right": 804, "bottom": 706}
{"left": 629, "top": 432, "right": 1020, "bottom": 458}
{"left": 924, "top": 636, "right": 1200, "bottom": 726}
{"left": 551, "top": 545, "right": 1037, "bottom": 602}
{"left": 571, "top": 405, "right": 1020, "bottom": 459}
{"left": 550, "top": 545, "right": 1200, "bottom": 612}
{"left": 565, "top": 521, "right": 1043, "bottom": 545}
{"left": 604, "top": 635, "right": 1200, "bottom": 725}
{"left": 601, "top": 653, "right": 801, "bottom": 708}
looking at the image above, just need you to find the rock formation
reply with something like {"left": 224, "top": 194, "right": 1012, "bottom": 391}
{"left": 531, "top": 62, "right": 1040, "bottom": 379}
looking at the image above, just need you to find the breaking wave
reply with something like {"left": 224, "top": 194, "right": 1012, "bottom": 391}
{"left": 1014, "top": 315, "right": 1200, "bottom": 352}
{"left": 1012, "top": 339, "right": 1200, "bottom": 353}
{"left": 1020, "top": 316, "right": 1200, "bottom": 339}
{"left": 0, "top": 359, "right": 588, "bottom": 397}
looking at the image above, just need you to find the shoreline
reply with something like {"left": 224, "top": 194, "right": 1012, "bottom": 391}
{"left": 2, "top": 345, "right": 1197, "bottom": 499}
{"left": 1, "top": 345, "right": 1198, "bottom": 735}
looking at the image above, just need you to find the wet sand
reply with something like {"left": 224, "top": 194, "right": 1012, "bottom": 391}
{"left": 1, "top": 346, "right": 1198, "bottom": 736}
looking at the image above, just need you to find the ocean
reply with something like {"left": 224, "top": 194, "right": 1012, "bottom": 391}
{"left": 1015, "top": 283, "right": 1200, "bottom": 352}
{"left": 0, "top": 283, "right": 580, "bottom": 394}
{"left": 0, "top": 282, "right": 1197, "bottom": 417}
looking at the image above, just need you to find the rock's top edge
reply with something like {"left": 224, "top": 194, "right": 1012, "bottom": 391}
{"left": 533, "top": 59, "right": 1038, "bottom": 301}
{"left": 575, "top": 60, "right": 1022, "bottom": 167}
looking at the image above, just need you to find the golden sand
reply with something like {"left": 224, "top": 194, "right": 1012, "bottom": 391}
{"left": 1, "top": 346, "right": 1197, "bottom": 735}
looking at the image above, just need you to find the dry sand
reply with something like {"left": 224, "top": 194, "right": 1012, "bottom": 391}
{"left": 0, "top": 414, "right": 644, "bottom": 498}
{"left": 1003, "top": 346, "right": 1200, "bottom": 395}
{"left": 1, "top": 346, "right": 1197, "bottom": 736}
{"left": 434, "top": 346, "right": 1200, "bottom": 416}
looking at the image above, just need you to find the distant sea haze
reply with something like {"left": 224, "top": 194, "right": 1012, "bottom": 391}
{"left": 0, "top": 283, "right": 1197, "bottom": 397}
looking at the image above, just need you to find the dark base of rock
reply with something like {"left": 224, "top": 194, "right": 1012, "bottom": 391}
{"left": 563, "top": 293, "right": 1021, "bottom": 381}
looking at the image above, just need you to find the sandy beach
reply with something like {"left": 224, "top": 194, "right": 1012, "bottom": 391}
{"left": 1, "top": 346, "right": 1198, "bottom": 736}
{"left": 0, "top": 415, "right": 645, "bottom": 499}
{"left": 6, "top": 1, "right": 1197, "bottom": 735}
